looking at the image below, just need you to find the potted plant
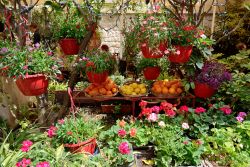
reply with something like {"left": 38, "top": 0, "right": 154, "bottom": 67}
{"left": 3, "top": 44, "right": 61, "bottom": 96}
{"left": 52, "top": 7, "right": 87, "bottom": 55}
{"left": 194, "top": 61, "right": 232, "bottom": 98}
{"left": 133, "top": 13, "right": 169, "bottom": 58}
{"left": 85, "top": 50, "right": 115, "bottom": 84}
{"left": 136, "top": 57, "right": 169, "bottom": 80}
{"left": 50, "top": 116, "right": 102, "bottom": 154}
{"left": 167, "top": 22, "right": 197, "bottom": 63}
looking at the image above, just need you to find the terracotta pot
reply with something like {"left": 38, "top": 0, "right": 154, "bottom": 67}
{"left": 140, "top": 42, "right": 167, "bottom": 58}
{"left": 16, "top": 74, "right": 48, "bottom": 96}
{"left": 194, "top": 82, "right": 216, "bottom": 98}
{"left": 143, "top": 66, "right": 161, "bottom": 80}
{"left": 59, "top": 38, "right": 79, "bottom": 55}
{"left": 168, "top": 45, "right": 193, "bottom": 63}
{"left": 64, "top": 138, "right": 96, "bottom": 154}
{"left": 86, "top": 71, "right": 109, "bottom": 85}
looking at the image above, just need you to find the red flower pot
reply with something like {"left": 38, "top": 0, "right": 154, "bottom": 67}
{"left": 87, "top": 71, "right": 109, "bottom": 85}
{"left": 143, "top": 66, "right": 161, "bottom": 80}
{"left": 59, "top": 38, "right": 79, "bottom": 55}
{"left": 16, "top": 74, "right": 49, "bottom": 96}
{"left": 64, "top": 138, "right": 97, "bottom": 154}
{"left": 194, "top": 82, "right": 216, "bottom": 98}
{"left": 140, "top": 42, "right": 167, "bottom": 58}
{"left": 168, "top": 45, "right": 193, "bottom": 63}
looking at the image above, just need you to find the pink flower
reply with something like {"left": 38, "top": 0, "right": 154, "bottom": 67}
{"left": 196, "top": 139, "right": 203, "bottom": 145}
{"left": 182, "top": 122, "right": 189, "bottom": 129}
{"left": 179, "top": 105, "right": 189, "bottom": 112}
{"left": 58, "top": 119, "right": 64, "bottom": 124}
{"left": 183, "top": 141, "right": 189, "bottom": 145}
{"left": 236, "top": 116, "right": 244, "bottom": 123}
{"left": 139, "top": 100, "right": 147, "bottom": 108}
{"left": 118, "top": 142, "right": 130, "bottom": 155}
{"left": 16, "top": 162, "right": 22, "bottom": 167}
{"left": 141, "top": 43, "right": 147, "bottom": 47}
{"left": 21, "top": 146, "right": 30, "bottom": 152}
{"left": 154, "top": 5, "right": 161, "bottom": 11}
{"left": 34, "top": 43, "right": 40, "bottom": 48}
{"left": 165, "top": 109, "right": 176, "bottom": 118}
{"left": 23, "top": 65, "right": 28, "bottom": 70}
{"left": 154, "top": 33, "right": 158, "bottom": 37}
{"left": 36, "top": 161, "right": 50, "bottom": 167}
{"left": 118, "top": 129, "right": 126, "bottom": 138}
{"left": 195, "top": 107, "right": 206, "bottom": 114}
{"left": 164, "top": 50, "right": 170, "bottom": 54}
{"left": 47, "top": 126, "right": 57, "bottom": 138}
{"left": 16, "top": 158, "right": 31, "bottom": 167}
{"left": 139, "top": 108, "right": 152, "bottom": 117}
{"left": 66, "top": 131, "right": 73, "bottom": 135}
{"left": 22, "top": 140, "right": 33, "bottom": 147}
{"left": 149, "top": 16, "right": 155, "bottom": 20}
{"left": 47, "top": 51, "right": 53, "bottom": 56}
{"left": 238, "top": 112, "right": 247, "bottom": 118}
{"left": 151, "top": 106, "right": 160, "bottom": 113}
{"left": 161, "top": 102, "right": 173, "bottom": 109}
{"left": 143, "top": 21, "right": 147, "bottom": 25}
{"left": 175, "top": 50, "right": 180, "bottom": 55}
{"left": 158, "top": 121, "right": 166, "bottom": 127}
{"left": 130, "top": 128, "right": 137, "bottom": 137}
{"left": 147, "top": 113, "right": 158, "bottom": 122}
{"left": 220, "top": 106, "right": 232, "bottom": 115}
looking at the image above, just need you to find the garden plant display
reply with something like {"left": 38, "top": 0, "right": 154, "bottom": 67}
{"left": 0, "top": 0, "right": 249, "bottom": 167}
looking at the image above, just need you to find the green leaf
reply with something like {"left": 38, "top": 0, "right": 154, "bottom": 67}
{"left": 55, "top": 145, "right": 65, "bottom": 161}
{"left": 196, "top": 62, "right": 204, "bottom": 69}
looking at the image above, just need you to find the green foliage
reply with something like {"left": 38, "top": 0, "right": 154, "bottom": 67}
{"left": 136, "top": 57, "right": 169, "bottom": 73}
{"left": 202, "top": 121, "right": 250, "bottom": 167}
{"left": 53, "top": 116, "right": 102, "bottom": 144}
{"left": 84, "top": 50, "right": 115, "bottom": 74}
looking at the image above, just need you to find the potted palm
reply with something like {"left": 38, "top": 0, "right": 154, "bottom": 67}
{"left": 52, "top": 8, "right": 87, "bottom": 55}
{"left": 50, "top": 116, "right": 102, "bottom": 154}
{"left": 194, "top": 61, "right": 232, "bottom": 98}
{"left": 134, "top": 13, "right": 169, "bottom": 58}
{"left": 137, "top": 57, "right": 169, "bottom": 80}
{"left": 3, "top": 44, "right": 61, "bottom": 96}
{"left": 85, "top": 50, "right": 115, "bottom": 84}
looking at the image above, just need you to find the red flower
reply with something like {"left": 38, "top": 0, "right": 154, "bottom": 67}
{"left": 165, "top": 109, "right": 176, "bottom": 118}
{"left": 220, "top": 106, "right": 232, "bottom": 115}
{"left": 139, "top": 100, "right": 147, "bottom": 108}
{"left": 183, "top": 141, "right": 189, "bottom": 145}
{"left": 195, "top": 107, "right": 206, "bottom": 114}
{"left": 47, "top": 126, "right": 57, "bottom": 138}
{"left": 86, "top": 61, "right": 95, "bottom": 67}
{"left": 139, "top": 107, "right": 152, "bottom": 117}
{"left": 118, "top": 129, "right": 126, "bottom": 138}
{"left": 130, "top": 128, "right": 137, "bottom": 137}
{"left": 179, "top": 105, "right": 189, "bottom": 112}
{"left": 118, "top": 142, "right": 130, "bottom": 154}
{"left": 161, "top": 101, "right": 173, "bottom": 109}
{"left": 67, "top": 131, "right": 73, "bottom": 135}
{"left": 183, "top": 25, "right": 196, "bottom": 31}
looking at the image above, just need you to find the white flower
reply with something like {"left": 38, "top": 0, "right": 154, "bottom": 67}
{"left": 200, "top": 34, "right": 207, "bottom": 39}
{"left": 147, "top": 113, "right": 158, "bottom": 122}
{"left": 182, "top": 122, "right": 189, "bottom": 129}
{"left": 158, "top": 121, "right": 166, "bottom": 128}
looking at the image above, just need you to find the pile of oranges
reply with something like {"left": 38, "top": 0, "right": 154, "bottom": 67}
{"left": 151, "top": 79, "right": 183, "bottom": 96}
{"left": 85, "top": 78, "right": 118, "bottom": 97}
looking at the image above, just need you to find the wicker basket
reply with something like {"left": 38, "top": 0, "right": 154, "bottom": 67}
{"left": 119, "top": 81, "right": 148, "bottom": 97}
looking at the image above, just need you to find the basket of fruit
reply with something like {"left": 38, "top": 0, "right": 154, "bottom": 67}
{"left": 151, "top": 79, "right": 183, "bottom": 97}
{"left": 84, "top": 78, "right": 118, "bottom": 97}
{"left": 119, "top": 81, "right": 148, "bottom": 97}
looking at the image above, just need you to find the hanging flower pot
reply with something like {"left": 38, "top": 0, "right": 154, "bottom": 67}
{"left": 16, "top": 74, "right": 49, "bottom": 96}
{"left": 59, "top": 38, "right": 79, "bottom": 55}
{"left": 64, "top": 138, "right": 97, "bottom": 154}
{"left": 140, "top": 42, "right": 167, "bottom": 58}
{"left": 143, "top": 66, "right": 161, "bottom": 80}
{"left": 86, "top": 71, "right": 109, "bottom": 85}
{"left": 194, "top": 82, "right": 216, "bottom": 98}
{"left": 168, "top": 45, "right": 193, "bottom": 63}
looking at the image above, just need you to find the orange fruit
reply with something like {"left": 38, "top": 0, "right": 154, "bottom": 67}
{"left": 89, "top": 89, "right": 98, "bottom": 96}
{"left": 106, "top": 91, "right": 113, "bottom": 96}
{"left": 111, "top": 87, "right": 117, "bottom": 93}
{"left": 88, "top": 84, "right": 95, "bottom": 90}
{"left": 99, "top": 88, "right": 107, "bottom": 95}
{"left": 105, "top": 83, "right": 113, "bottom": 90}
{"left": 154, "top": 86, "right": 162, "bottom": 94}
{"left": 169, "top": 87, "right": 176, "bottom": 94}
{"left": 162, "top": 87, "right": 169, "bottom": 95}
{"left": 176, "top": 88, "right": 183, "bottom": 94}
{"left": 165, "top": 82, "right": 172, "bottom": 88}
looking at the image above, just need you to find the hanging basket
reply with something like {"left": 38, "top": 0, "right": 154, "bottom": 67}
{"left": 194, "top": 82, "right": 216, "bottom": 98}
{"left": 143, "top": 66, "right": 161, "bottom": 80}
{"left": 140, "top": 42, "right": 167, "bottom": 58}
{"left": 86, "top": 71, "right": 109, "bottom": 85}
{"left": 16, "top": 74, "right": 49, "bottom": 96}
{"left": 168, "top": 45, "right": 193, "bottom": 63}
{"left": 64, "top": 138, "right": 97, "bottom": 154}
{"left": 59, "top": 38, "right": 79, "bottom": 55}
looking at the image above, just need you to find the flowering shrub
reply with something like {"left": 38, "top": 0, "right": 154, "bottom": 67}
{"left": 196, "top": 61, "right": 232, "bottom": 89}
{"left": 0, "top": 43, "right": 61, "bottom": 79}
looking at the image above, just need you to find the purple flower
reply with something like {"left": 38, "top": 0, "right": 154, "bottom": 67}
{"left": 236, "top": 116, "right": 244, "bottom": 123}
{"left": 238, "top": 112, "right": 247, "bottom": 118}
{"left": 0, "top": 47, "right": 8, "bottom": 54}
{"left": 34, "top": 43, "right": 40, "bottom": 48}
